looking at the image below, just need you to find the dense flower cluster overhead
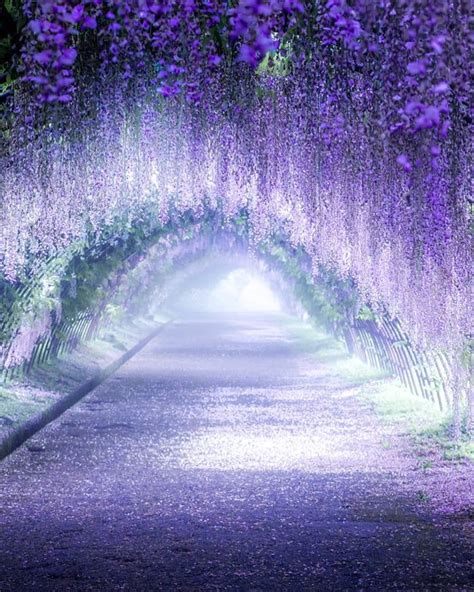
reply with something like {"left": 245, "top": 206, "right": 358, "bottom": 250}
{"left": 19, "top": 1, "right": 472, "bottom": 145}
{"left": 21, "top": 0, "right": 305, "bottom": 102}
{"left": 0, "top": 1, "right": 472, "bottom": 366}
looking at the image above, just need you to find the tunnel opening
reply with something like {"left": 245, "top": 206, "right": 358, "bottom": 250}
{"left": 0, "top": 212, "right": 468, "bottom": 433}
{"left": 173, "top": 267, "right": 282, "bottom": 315}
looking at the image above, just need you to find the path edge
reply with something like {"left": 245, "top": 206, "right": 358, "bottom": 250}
{"left": 0, "top": 321, "right": 172, "bottom": 461}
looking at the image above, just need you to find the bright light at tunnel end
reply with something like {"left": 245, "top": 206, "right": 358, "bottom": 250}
{"left": 211, "top": 269, "right": 281, "bottom": 313}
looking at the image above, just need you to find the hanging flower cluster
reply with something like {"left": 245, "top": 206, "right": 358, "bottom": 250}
{"left": 19, "top": 1, "right": 472, "bottom": 141}
{"left": 0, "top": 1, "right": 472, "bottom": 364}
{"left": 20, "top": 0, "right": 305, "bottom": 102}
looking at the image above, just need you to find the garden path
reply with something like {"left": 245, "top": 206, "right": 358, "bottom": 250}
{"left": 0, "top": 313, "right": 472, "bottom": 591}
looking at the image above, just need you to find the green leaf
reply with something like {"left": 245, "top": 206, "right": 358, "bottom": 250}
{"left": 5, "top": 0, "right": 23, "bottom": 22}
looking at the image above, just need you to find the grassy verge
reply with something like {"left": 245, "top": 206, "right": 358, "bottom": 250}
{"left": 0, "top": 388, "right": 54, "bottom": 427}
{"left": 281, "top": 315, "right": 387, "bottom": 381}
{"left": 0, "top": 312, "right": 171, "bottom": 439}
{"left": 282, "top": 315, "right": 473, "bottom": 463}
{"left": 360, "top": 381, "right": 473, "bottom": 463}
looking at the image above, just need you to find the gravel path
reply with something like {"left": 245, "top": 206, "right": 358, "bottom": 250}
{"left": 0, "top": 313, "right": 472, "bottom": 591}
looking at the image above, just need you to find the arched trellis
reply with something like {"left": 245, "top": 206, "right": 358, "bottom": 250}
{"left": 0, "top": 225, "right": 217, "bottom": 380}
{"left": 0, "top": 218, "right": 467, "bottom": 414}
{"left": 258, "top": 243, "right": 461, "bottom": 413}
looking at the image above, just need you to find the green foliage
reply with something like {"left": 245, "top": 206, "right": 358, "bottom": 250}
{"left": 261, "top": 240, "right": 360, "bottom": 337}
{"left": 0, "top": 278, "right": 17, "bottom": 341}
{"left": 0, "top": 0, "right": 24, "bottom": 84}
{"left": 417, "top": 418, "right": 474, "bottom": 462}
{"left": 356, "top": 305, "right": 376, "bottom": 321}
{"left": 257, "top": 42, "right": 293, "bottom": 78}
{"left": 0, "top": 0, "right": 25, "bottom": 147}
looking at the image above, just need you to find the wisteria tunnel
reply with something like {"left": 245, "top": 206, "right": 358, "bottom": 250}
{"left": 0, "top": 1, "right": 472, "bottom": 591}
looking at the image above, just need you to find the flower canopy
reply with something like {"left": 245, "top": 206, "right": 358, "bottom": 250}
{"left": 0, "top": 1, "right": 472, "bottom": 359}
